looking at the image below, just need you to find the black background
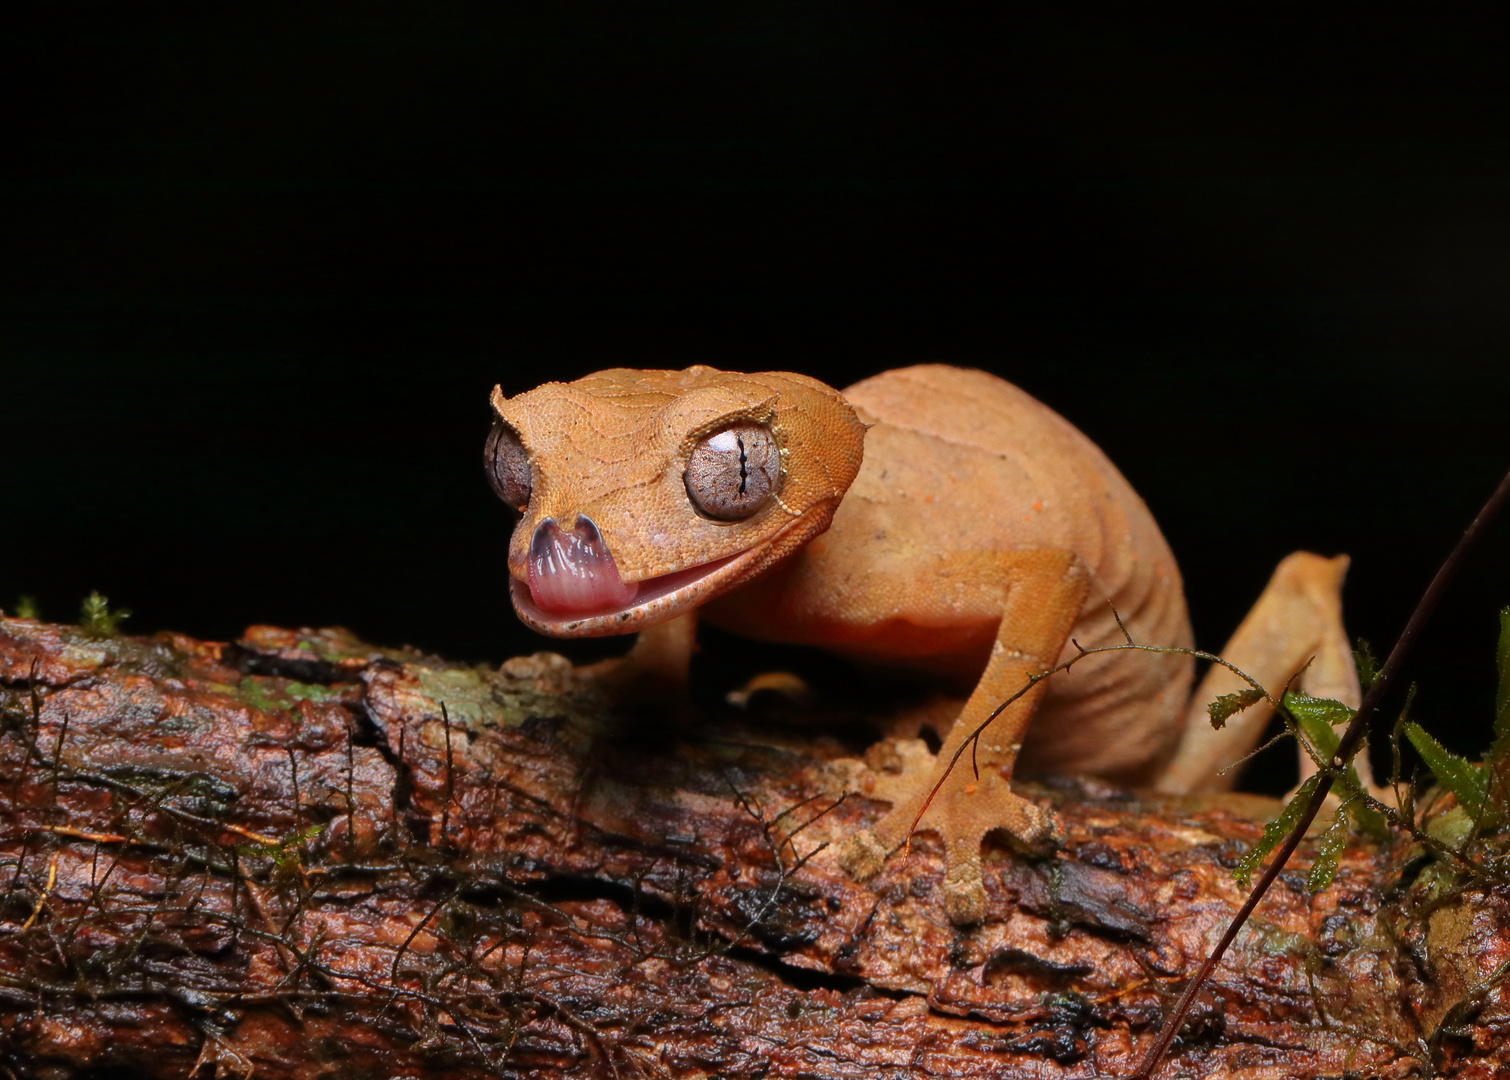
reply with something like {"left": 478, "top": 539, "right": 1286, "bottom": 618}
{"left": 5, "top": 6, "right": 1509, "bottom": 778}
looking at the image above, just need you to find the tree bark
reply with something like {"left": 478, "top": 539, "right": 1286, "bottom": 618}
{"left": 0, "top": 616, "right": 1503, "bottom": 1078}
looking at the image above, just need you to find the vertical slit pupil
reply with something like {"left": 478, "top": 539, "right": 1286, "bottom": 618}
{"left": 736, "top": 434, "right": 748, "bottom": 495}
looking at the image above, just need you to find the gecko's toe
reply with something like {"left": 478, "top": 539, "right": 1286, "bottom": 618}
{"left": 995, "top": 797, "right": 1062, "bottom": 856}
{"left": 836, "top": 829, "right": 891, "bottom": 882}
{"left": 943, "top": 836, "right": 988, "bottom": 924}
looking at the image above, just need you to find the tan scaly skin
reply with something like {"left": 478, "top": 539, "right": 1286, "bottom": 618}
{"left": 488, "top": 364, "right": 1361, "bottom": 924}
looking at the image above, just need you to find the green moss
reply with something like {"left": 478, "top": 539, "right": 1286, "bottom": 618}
{"left": 404, "top": 658, "right": 606, "bottom": 744}
{"left": 1258, "top": 925, "right": 1314, "bottom": 959}
{"left": 1424, "top": 805, "right": 1476, "bottom": 851}
{"left": 1307, "top": 811, "right": 1349, "bottom": 891}
{"left": 1405, "top": 723, "right": 1491, "bottom": 825}
{"left": 1486, "top": 606, "right": 1510, "bottom": 766}
{"left": 79, "top": 591, "right": 130, "bottom": 637}
{"left": 238, "top": 823, "right": 325, "bottom": 868}
{"left": 1412, "top": 857, "right": 1459, "bottom": 904}
{"left": 414, "top": 666, "right": 519, "bottom": 729}
{"left": 238, "top": 677, "right": 342, "bottom": 713}
{"left": 1283, "top": 691, "right": 1389, "bottom": 839}
{"left": 1233, "top": 775, "right": 1320, "bottom": 888}
{"left": 1353, "top": 639, "right": 1381, "bottom": 693}
{"left": 1404, "top": 608, "right": 1510, "bottom": 833}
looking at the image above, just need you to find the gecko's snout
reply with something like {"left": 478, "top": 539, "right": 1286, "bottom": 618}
{"left": 527, "top": 515, "right": 639, "bottom": 616}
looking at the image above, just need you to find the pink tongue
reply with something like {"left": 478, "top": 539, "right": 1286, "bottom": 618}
{"left": 527, "top": 517, "right": 638, "bottom": 615}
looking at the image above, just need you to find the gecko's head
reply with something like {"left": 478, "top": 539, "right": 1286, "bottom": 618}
{"left": 486, "top": 366, "right": 865, "bottom": 637}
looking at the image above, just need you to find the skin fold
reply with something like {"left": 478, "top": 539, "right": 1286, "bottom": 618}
{"left": 488, "top": 364, "right": 1359, "bottom": 924}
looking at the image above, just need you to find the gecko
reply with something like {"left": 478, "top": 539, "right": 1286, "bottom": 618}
{"left": 485, "top": 364, "right": 1360, "bottom": 923}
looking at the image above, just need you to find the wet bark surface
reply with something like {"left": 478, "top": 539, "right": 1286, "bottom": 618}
{"left": 1, "top": 616, "right": 1506, "bottom": 1079}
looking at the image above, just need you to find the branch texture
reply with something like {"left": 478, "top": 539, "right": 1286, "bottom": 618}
{"left": 0, "top": 617, "right": 1504, "bottom": 1078}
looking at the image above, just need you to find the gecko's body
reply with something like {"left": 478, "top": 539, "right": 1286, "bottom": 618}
{"left": 488, "top": 365, "right": 1359, "bottom": 922}
{"left": 704, "top": 366, "right": 1193, "bottom": 784}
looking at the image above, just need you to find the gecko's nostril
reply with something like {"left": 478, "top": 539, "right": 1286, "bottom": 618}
{"left": 527, "top": 515, "right": 638, "bottom": 615}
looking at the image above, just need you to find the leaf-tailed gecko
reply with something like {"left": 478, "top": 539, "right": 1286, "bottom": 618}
{"left": 486, "top": 365, "right": 1359, "bottom": 923}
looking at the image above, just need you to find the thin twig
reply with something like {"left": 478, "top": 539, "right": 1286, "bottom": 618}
{"left": 344, "top": 716, "right": 358, "bottom": 858}
{"left": 388, "top": 884, "right": 462, "bottom": 995}
{"left": 18, "top": 853, "right": 58, "bottom": 931}
{"left": 441, "top": 701, "right": 455, "bottom": 846}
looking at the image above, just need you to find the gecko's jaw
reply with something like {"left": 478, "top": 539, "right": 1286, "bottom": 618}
{"left": 512, "top": 512, "right": 818, "bottom": 638}
{"left": 511, "top": 545, "right": 751, "bottom": 638}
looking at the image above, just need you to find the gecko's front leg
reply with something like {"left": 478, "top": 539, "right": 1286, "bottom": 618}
{"left": 838, "top": 548, "right": 1090, "bottom": 924}
{"left": 582, "top": 613, "right": 699, "bottom": 706}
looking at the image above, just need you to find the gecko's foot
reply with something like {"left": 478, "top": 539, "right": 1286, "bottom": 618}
{"left": 838, "top": 767, "right": 1062, "bottom": 924}
{"left": 725, "top": 670, "right": 815, "bottom": 711}
{"left": 939, "top": 789, "right": 1062, "bottom": 923}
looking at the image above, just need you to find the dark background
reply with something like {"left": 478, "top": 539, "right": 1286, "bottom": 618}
{"left": 5, "top": 6, "right": 1509, "bottom": 777}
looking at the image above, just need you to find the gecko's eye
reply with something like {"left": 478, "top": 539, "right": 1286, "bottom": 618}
{"left": 684, "top": 423, "right": 778, "bottom": 521}
{"left": 485, "top": 422, "right": 532, "bottom": 509}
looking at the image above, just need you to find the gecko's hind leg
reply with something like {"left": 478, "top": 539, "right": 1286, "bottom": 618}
{"left": 1155, "top": 552, "right": 1364, "bottom": 795}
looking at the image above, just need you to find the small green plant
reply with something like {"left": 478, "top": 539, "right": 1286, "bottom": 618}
{"left": 1232, "top": 774, "right": 1323, "bottom": 888}
{"left": 1234, "top": 607, "right": 1510, "bottom": 890}
{"left": 1401, "top": 606, "right": 1510, "bottom": 832}
{"left": 237, "top": 677, "right": 340, "bottom": 713}
{"left": 78, "top": 591, "right": 130, "bottom": 637}
{"left": 1486, "top": 605, "right": 1510, "bottom": 765}
{"left": 11, "top": 596, "right": 39, "bottom": 619}
{"left": 1206, "top": 688, "right": 1265, "bottom": 729}
{"left": 1283, "top": 690, "right": 1391, "bottom": 840}
{"left": 1230, "top": 681, "right": 1392, "bottom": 891}
{"left": 1353, "top": 639, "right": 1382, "bottom": 692}
{"left": 237, "top": 823, "right": 325, "bottom": 868}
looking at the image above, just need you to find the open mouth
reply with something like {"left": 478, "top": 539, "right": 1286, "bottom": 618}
{"left": 509, "top": 550, "right": 749, "bottom": 637}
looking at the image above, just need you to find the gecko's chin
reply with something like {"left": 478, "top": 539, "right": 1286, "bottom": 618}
{"left": 509, "top": 551, "right": 748, "bottom": 637}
